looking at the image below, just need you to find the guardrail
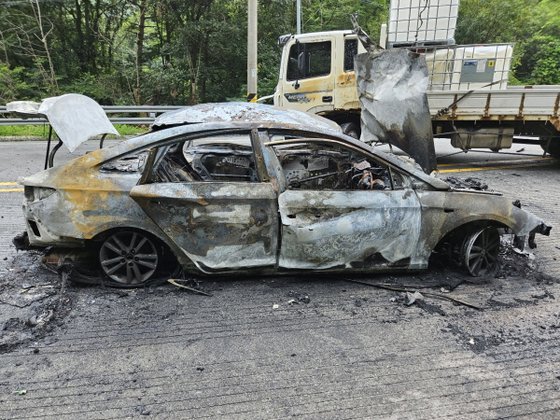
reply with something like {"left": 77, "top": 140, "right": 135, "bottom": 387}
{"left": 0, "top": 105, "right": 183, "bottom": 125}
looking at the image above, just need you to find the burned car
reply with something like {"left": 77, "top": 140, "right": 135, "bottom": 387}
{"left": 19, "top": 103, "right": 550, "bottom": 286}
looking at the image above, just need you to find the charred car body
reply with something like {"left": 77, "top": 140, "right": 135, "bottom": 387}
{"left": 20, "top": 102, "right": 550, "bottom": 286}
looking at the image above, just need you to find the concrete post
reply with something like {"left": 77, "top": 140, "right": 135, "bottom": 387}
{"left": 296, "top": 0, "right": 301, "bottom": 34}
{"left": 247, "top": 0, "right": 258, "bottom": 102}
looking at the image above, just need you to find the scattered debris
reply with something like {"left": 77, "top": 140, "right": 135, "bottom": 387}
{"left": 167, "top": 279, "right": 212, "bottom": 296}
{"left": 135, "top": 405, "right": 151, "bottom": 416}
{"left": 0, "top": 286, "right": 53, "bottom": 309}
{"left": 12, "top": 231, "right": 31, "bottom": 252}
{"left": 405, "top": 291, "right": 423, "bottom": 306}
{"left": 287, "top": 291, "right": 310, "bottom": 304}
{"left": 344, "top": 278, "right": 482, "bottom": 310}
{"left": 0, "top": 251, "right": 73, "bottom": 354}
{"left": 444, "top": 176, "right": 488, "bottom": 191}
{"left": 27, "top": 309, "right": 54, "bottom": 327}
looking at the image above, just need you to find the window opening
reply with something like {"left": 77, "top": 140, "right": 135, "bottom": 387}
{"left": 344, "top": 39, "right": 358, "bottom": 72}
{"left": 100, "top": 150, "right": 149, "bottom": 173}
{"left": 152, "top": 134, "right": 258, "bottom": 183}
{"left": 287, "top": 41, "right": 331, "bottom": 81}
{"left": 271, "top": 142, "right": 392, "bottom": 191}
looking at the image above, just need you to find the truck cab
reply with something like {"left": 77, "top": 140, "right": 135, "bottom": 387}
{"left": 274, "top": 31, "right": 366, "bottom": 133}
{"left": 273, "top": 30, "right": 560, "bottom": 157}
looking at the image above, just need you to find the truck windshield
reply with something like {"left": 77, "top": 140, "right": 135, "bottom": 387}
{"left": 287, "top": 41, "right": 331, "bottom": 81}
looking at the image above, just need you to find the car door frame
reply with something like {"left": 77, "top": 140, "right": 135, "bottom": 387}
{"left": 263, "top": 135, "right": 425, "bottom": 271}
{"left": 129, "top": 128, "right": 281, "bottom": 274}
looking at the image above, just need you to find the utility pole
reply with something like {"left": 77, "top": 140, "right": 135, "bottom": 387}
{"left": 296, "top": 0, "right": 301, "bottom": 34}
{"left": 247, "top": 0, "right": 258, "bottom": 102}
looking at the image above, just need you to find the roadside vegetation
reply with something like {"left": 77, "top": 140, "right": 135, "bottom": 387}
{"left": 0, "top": 0, "right": 558, "bottom": 107}
{"left": 0, "top": 124, "right": 145, "bottom": 139}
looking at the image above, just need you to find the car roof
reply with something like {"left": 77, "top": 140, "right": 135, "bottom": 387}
{"left": 152, "top": 102, "right": 342, "bottom": 133}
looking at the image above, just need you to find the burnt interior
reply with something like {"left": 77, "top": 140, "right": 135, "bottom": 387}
{"left": 273, "top": 143, "right": 392, "bottom": 190}
{"left": 136, "top": 135, "right": 398, "bottom": 190}
{"left": 100, "top": 151, "right": 148, "bottom": 173}
{"left": 153, "top": 139, "right": 258, "bottom": 183}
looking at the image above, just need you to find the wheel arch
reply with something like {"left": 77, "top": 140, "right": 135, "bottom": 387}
{"left": 433, "top": 218, "right": 509, "bottom": 251}
{"left": 91, "top": 225, "right": 168, "bottom": 247}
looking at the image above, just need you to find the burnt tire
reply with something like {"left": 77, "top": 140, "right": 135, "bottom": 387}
{"left": 540, "top": 138, "right": 560, "bottom": 159}
{"left": 340, "top": 122, "right": 360, "bottom": 139}
{"left": 99, "top": 230, "right": 161, "bottom": 287}
{"left": 462, "top": 227, "right": 500, "bottom": 277}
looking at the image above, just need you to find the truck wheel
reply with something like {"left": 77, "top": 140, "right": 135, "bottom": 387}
{"left": 340, "top": 122, "right": 360, "bottom": 139}
{"left": 540, "top": 138, "right": 560, "bottom": 158}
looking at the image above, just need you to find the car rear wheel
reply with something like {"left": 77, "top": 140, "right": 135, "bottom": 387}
{"left": 462, "top": 227, "right": 500, "bottom": 277}
{"left": 99, "top": 230, "right": 160, "bottom": 286}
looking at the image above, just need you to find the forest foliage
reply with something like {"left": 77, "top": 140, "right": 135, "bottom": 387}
{"left": 0, "top": 0, "right": 558, "bottom": 105}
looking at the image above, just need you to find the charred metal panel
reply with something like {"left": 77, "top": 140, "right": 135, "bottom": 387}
{"left": 416, "top": 190, "right": 551, "bottom": 252}
{"left": 130, "top": 182, "right": 278, "bottom": 271}
{"left": 278, "top": 189, "right": 422, "bottom": 269}
{"left": 23, "top": 153, "right": 144, "bottom": 239}
{"left": 355, "top": 49, "right": 437, "bottom": 173}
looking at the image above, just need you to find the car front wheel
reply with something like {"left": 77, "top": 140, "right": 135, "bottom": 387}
{"left": 99, "top": 230, "right": 160, "bottom": 286}
{"left": 462, "top": 227, "right": 500, "bottom": 277}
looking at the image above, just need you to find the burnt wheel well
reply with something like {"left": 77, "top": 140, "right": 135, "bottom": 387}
{"left": 435, "top": 221, "right": 507, "bottom": 251}
{"left": 432, "top": 220, "right": 508, "bottom": 267}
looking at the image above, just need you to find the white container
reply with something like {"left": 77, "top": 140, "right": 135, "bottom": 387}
{"left": 388, "top": 0, "right": 460, "bottom": 46}
{"left": 424, "top": 44, "right": 513, "bottom": 90}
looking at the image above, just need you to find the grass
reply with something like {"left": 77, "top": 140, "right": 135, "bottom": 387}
{"left": 0, "top": 124, "right": 146, "bottom": 138}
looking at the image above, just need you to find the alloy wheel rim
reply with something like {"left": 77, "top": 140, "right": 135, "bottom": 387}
{"left": 464, "top": 228, "right": 500, "bottom": 277}
{"left": 99, "top": 231, "right": 159, "bottom": 284}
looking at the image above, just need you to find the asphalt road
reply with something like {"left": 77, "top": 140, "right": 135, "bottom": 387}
{"left": 1, "top": 138, "right": 559, "bottom": 419}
